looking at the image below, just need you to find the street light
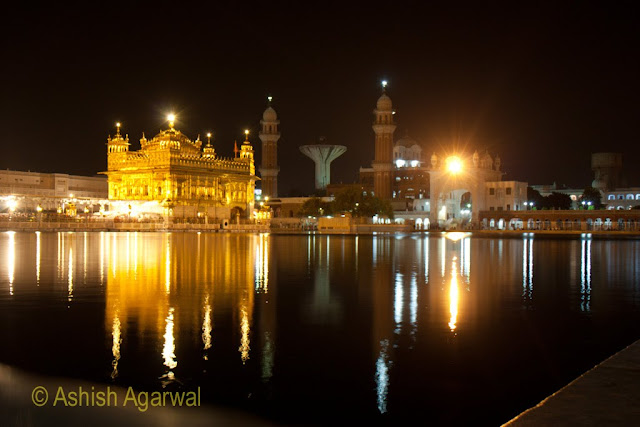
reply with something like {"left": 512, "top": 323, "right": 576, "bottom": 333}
{"left": 446, "top": 156, "right": 463, "bottom": 175}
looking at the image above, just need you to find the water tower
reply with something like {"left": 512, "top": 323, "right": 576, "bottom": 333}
{"left": 591, "top": 152, "right": 622, "bottom": 191}
{"left": 299, "top": 138, "right": 347, "bottom": 190}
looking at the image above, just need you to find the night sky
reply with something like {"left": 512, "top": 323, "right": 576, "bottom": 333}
{"left": 1, "top": 2, "right": 638, "bottom": 195}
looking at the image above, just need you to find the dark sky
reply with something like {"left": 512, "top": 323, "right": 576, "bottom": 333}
{"left": 1, "top": 1, "right": 638, "bottom": 195}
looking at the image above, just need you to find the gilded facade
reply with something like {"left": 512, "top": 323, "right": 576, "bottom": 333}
{"left": 102, "top": 117, "right": 257, "bottom": 220}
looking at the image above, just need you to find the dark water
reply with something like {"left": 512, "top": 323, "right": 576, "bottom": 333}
{"left": 1, "top": 231, "right": 640, "bottom": 425}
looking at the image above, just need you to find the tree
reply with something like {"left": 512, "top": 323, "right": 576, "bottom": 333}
{"left": 546, "top": 192, "right": 572, "bottom": 210}
{"left": 526, "top": 187, "right": 546, "bottom": 209}
{"left": 580, "top": 186, "right": 603, "bottom": 209}
{"left": 330, "top": 185, "right": 394, "bottom": 219}
{"left": 299, "top": 197, "right": 332, "bottom": 217}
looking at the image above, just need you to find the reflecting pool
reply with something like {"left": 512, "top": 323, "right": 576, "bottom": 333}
{"left": 1, "top": 231, "right": 640, "bottom": 424}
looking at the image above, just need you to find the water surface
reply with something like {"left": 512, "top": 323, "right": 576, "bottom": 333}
{"left": 1, "top": 231, "right": 640, "bottom": 425}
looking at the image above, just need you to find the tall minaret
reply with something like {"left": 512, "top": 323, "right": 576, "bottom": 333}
{"left": 259, "top": 97, "right": 281, "bottom": 198}
{"left": 372, "top": 81, "right": 396, "bottom": 200}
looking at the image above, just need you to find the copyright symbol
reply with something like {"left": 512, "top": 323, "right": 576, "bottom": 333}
{"left": 32, "top": 386, "right": 48, "bottom": 407}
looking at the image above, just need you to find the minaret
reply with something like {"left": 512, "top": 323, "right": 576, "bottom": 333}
{"left": 372, "top": 81, "right": 396, "bottom": 200}
{"left": 259, "top": 96, "right": 281, "bottom": 198}
{"left": 107, "top": 122, "right": 130, "bottom": 169}
{"left": 240, "top": 130, "right": 255, "bottom": 176}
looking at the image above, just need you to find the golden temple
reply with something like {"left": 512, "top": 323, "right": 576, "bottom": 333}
{"left": 102, "top": 116, "right": 257, "bottom": 221}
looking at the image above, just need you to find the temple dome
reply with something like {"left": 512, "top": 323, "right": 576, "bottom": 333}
{"left": 263, "top": 106, "right": 277, "bottom": 122}
{"left": 395, "top": 134, "right": 418, "bottom": 148}
{"left": 376, "top": 93, "right": 392, "bottom": 111}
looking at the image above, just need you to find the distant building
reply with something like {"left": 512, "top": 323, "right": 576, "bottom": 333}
{"left": 0, "top": 169, "right": 107, "bottom": 212}
{"left": 603, "top": 188, "right": 640, "bottom": 210}
{"left": 592, "top": 152, "right": 622, "bottom": 191}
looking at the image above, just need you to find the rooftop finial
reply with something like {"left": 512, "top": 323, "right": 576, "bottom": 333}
{"left": 244, "top": 129, "right": 250, "bottom": 142}
{"left": 167, "top": 113, "right": 176, "bottom": 129}
{"left": 267, "top": 95, "right": 273, "bottom": 105}
{"left": 206, "top": 132, "right": 212, "bottom": 146}
{"left": 381, "top": 80, "right": 388, "bottom": 92}
{"left": 115, "top": 122, "right": 121, "bottom": 137}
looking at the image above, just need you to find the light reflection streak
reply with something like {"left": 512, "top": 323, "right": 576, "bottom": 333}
{"left": 202, "top": 295, "right": 212, "bottom": 359}
{"left": 581, "top": 237, "right": 592, "bottom": 312}
{"left": 100, "top": 232, "right": 104, "bottom": 285}
{"left": 162, "top": 307, "right": 177, "bottom": 371}
{"left": 410, "top": 272, "right": 418, "bottom": 343}
{"left": 239, "top": 306, "right": 251, "bottom": 363}
{"left": 36, "top": 231, "right": 41, "bottom": 285}
{"left": 449, "top": 257, "right": 459, "bottom": 332}
{"left": 68, "top": 247, "right": 73, "bottom": 302}
{"left": 111, "top": 311, "right": 122, "bottom": 379}
{"left": 424, "top": 236, "right": 429, "bottom": 284}
{"left": 7, "top": 231, "right": 15, "bottom": 295}
{"left": 522, "top": 237, "right": 534, "bottom": 302}
{"left": 375, "top": 339, "right": 390, "bottom": 414}
{"left": 394, "top": 272, "right": 403, "bottom": 331}
{"left": 261, "top": 332, "right": 274, "bottom": 381}
{"left": 255, "top": 234, "right": 269, "bottom": 293}
{"left": 165, "top": 233, "right": 171, "bottom": 294}
{"left": 441, "top": 236, "right": 446, "bottom": 278}
{"left": 83, "top": 232, "right": 87, "bottom": 283}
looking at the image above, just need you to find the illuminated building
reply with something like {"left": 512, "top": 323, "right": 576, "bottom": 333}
{"left": 102, "top": 116, "right": 257, "bottom": 220}
{"left": 259, "top": 98, "right": 281, "bottom": 198}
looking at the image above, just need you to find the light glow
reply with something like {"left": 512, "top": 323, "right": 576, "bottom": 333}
{"left": 446, "top": 156, "right": 463, "bottom": 174}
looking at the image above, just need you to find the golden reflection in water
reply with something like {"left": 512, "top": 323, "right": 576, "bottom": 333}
{"left": 165, "top": 233, "right": 171, "bottom": 294}
{"left": 449, "top": 257, "right": 459, "bottom": 332}
{"left": 100, "top": 232, "right": 105, "bottom": 285}
{"left": 7, "top": 231, "right": 15, "bottom": 296}
{"left": 440, "top": 236, "right": 446, "bottom": 278}
{"left": 111, "top": 311, "right": 122, "bottom": 379}
{"left": 581, "top": 237, "right": 592, "bottom": 312}
{"left": 255, "top": 233, "right": 269, "bottom": 293}
{"left": 68, "top": 246, "right": 74, "bottom": 302}
{"left": 104, "top": 233, "right": 259, "bottom": 378}
{"left": 83, "top": 232, "right": 88, "bottom": 284}
{"left": 163, "top": 307, "right": 177, "bottom": 371}
{"left": 36, "top": 231, "right": 41, "bottom": 285}
{"left": 239, "top": 305, "right": 251, "bottom": 363}
{"left": 202, "top": 295, "right": 212, "bottom": 359}
{"left": 111, "top": 233, "right": 116, "bottom": 279}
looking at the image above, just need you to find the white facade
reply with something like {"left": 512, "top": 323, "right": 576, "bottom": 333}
{"left": 0, "top": 170, "right": 108, "bottom": 212}
{"left": 484, "top": 181, "right": 528, "bottom": 212}
{"left": 604, "top": 188, "right": 640, "bottom": 210}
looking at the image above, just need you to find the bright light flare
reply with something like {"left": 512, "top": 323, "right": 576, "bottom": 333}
{"left": 382, "top": 80, "right": 388, "bottom": 88}
{"left": 446, "top": 156, "right": 463, "bottom": 174}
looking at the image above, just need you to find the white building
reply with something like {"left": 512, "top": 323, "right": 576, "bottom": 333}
{"left": 0, "top": 169, "right": 107, "bottom": 212}
{"left": 604, "top": 188, "right": 640, "bottom": 210}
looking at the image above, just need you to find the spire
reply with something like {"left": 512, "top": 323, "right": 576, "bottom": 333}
{"left": 267, "top": 95, "right": 273, "bottom": 105}
{"left": 206, "top": 132, "right": 212, "bottom": 147}
{"left": 234, "top": 140, "right": 239, "bottom": 158}
{"left": 244, "top": 129, "right": 250, "bottom": 144}
{"left": 115, "top": 122, "right": 121, "bottom": 137}
{"left": 381, "top": 80, "right": 388, "bottom": 93}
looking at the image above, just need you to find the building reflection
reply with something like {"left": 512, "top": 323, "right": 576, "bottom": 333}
{"left": 581, "top": 236, "right": 592, "bottom": 312}
{"left": 7, "top": 231, "right": 15, "bottom": 296}
{"left": 522, "top": 236, "right": 534, "bottom": 304}
{"left": 102, "top": 232, "right": 274, "bottom": 380}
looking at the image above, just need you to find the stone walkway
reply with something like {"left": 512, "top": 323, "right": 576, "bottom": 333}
{"left": 504, "top": 340, "right": 640, "bottom": 426}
